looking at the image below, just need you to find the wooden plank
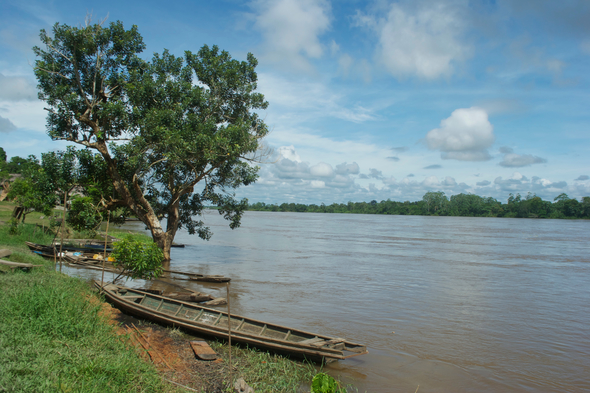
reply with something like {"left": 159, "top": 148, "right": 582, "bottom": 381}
{"left": 299, "top": 337, "right": 324, "bottom": 345}
{"left": 310, "top": 338, "right": 345, "bottom": 348}
{"left": 193, "top": 309, "right": 204, "bottom": 321}
{"left": 0, "top": 249, "right": 12, "bottom": 259}
{"left": 189, "top": 341, "right": 218, "bottom": 360}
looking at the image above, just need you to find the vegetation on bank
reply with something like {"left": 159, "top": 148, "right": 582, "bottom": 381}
{"left": 0, "top": 204, "right": 345, "bottom": 392}
{"left": 249, "top": 191, "right": 590, "bottom": 219}
{"left": 0, "top": 271, "right": 170, "bottom": 393}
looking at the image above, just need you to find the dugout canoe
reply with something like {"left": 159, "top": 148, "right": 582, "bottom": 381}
{"left": 95, "top": 281, "right": 368, "bottom": 362}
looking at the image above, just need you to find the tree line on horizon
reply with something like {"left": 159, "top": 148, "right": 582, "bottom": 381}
{"left": 248, "top": 191, "right": 590, "bottom": 219}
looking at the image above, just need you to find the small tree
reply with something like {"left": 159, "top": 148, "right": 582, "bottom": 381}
{"left": 110, "top": 235, "right": 164, "bottom": 282}
{"left": 6, "top": 157, "right": 56, "bottom": 222}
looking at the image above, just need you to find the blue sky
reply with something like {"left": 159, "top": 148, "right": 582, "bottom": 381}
{"left": 1, "top": 0, "right": 589, "bottom": 205}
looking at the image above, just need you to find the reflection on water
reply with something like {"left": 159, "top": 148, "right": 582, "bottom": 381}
{"left": 66, "top": 212, "right": 590, "bottom": 392}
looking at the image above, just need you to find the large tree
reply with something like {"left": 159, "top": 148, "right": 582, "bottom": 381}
{"left": 34, "top": 20, "right": 269, "bottom": 261}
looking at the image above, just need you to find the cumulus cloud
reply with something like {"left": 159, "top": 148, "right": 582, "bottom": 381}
{"left": 253, "top": 0, "right": 331, "bottom": 72}
{"left": 422, "top": 175, "right": 457, "bottom": 188}
{"left": 309, "top": 162, "right": 334, "bottom": 177}
{"left": 499, "top": 153, "right": 547, "bottom": 167}
{"left": 334, "top": 162, "right": 359, "bottom": 175}
{"left": 491, "top": 172, "right": 568, "bottom": 194}
{"left": 476, "top": 180, "right": 491, "bottom": 186}
{"left": 268, "top": 145, "right": 363, "bottom": 192}
{"left": 278, "top": 145, "right": 302, "bottom": 162}
{"left": 576, "top": 175, "right": 589, "bottom": 181}
{"left": 0, "top": 115, "right": 17, "bottom": 133}
{"left": 425, "top": 107, "right": 495, "bottom": 161}
{"left": 357, "top": 2, "right": 471, "bottom": 79}
{"left": 368, "top": 168, "right": 383, "bottom": 179}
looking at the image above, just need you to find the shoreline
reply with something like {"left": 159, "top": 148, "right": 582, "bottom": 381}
{"left": 0, "top": 201, "right": 329, "bottom": 392}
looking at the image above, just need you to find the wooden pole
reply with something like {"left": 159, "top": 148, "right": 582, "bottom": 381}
{"left": 101, "top": 212, "right": 110, "bottom": 291}
{"left": 227, "top": 282, "right": 232, "bottom": 387}
{"left": 58, "top": 191, "right": 67, "bottom": 273}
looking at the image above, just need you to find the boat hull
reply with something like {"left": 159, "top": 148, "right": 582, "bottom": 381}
{"left": 96, "top": 281, "right": 368, "bottom": 362}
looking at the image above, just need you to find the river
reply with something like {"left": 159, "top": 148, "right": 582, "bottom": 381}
{"left": 65, "top": 211, "right": 590, "bottom": 392}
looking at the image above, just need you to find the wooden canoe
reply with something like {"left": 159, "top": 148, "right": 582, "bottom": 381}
{"left": 163, "top": 269, "right": 231, "bottom": 282}
{"left": 0, "top": 259, "right": 44, "bottom": 270}
{"left": 95, "top": 281, "right": 368, "bottom": 362}
{"left": 188, "top": 275, "right": 231, "bottom": 283}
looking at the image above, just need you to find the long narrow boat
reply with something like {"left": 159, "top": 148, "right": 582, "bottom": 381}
{"left": 96, "top": 281, "right": 368, "bottom": 362}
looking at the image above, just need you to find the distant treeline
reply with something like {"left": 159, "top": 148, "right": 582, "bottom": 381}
{"left": 248, "top": 192, "right": 590, "bottom": 219}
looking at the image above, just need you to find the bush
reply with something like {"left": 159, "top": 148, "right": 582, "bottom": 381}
{"left": 111, "top": 235, "right": 164, "bottom": 281}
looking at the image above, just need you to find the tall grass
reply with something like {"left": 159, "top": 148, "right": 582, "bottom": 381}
{"left": 0, "top": 271, "right": 171, "bottom": 392}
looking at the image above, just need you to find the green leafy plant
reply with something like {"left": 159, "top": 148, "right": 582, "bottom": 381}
{"left": 66, "top": 196, "right": 103, "bottom": 236}
{"left": 110, "top": 235, "right": 164, "bottom": 282}
{"left": 311, "top": 373, "right": 346, "bottom": 393}
{"left": 8, "top": 217, "right": 20, "bottom": 235}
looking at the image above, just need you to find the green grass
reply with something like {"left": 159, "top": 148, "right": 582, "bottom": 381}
{"left": 210, "top": 341, "right": 319, "bottom": 392}
{"left": 0, "top": 271, "right": 172, "bottom": 392}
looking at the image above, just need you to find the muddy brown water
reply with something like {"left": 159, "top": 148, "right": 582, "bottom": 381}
{"left": 65, "top": 211, "right": 590, "bottom": 392}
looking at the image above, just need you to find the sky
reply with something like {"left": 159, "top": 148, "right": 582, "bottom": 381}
{"left": 1, "top": 0, "right": 589, "bottom": 205}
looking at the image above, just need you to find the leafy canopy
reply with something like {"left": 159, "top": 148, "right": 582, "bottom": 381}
{"left": 33, "top": 19, "right": 270, "bottom": 260}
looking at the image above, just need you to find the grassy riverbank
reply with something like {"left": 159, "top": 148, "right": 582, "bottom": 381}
{"left": 0, "top": 201, "right": 329, "bottom": 392}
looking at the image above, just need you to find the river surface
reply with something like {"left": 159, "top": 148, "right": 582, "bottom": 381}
{"left": 65, "top": 212, "right": 590, "bottom": 392}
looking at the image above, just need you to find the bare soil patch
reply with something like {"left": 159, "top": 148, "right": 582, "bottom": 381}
{"left": 97, "top": 295, "right": 229, "bottom": 392}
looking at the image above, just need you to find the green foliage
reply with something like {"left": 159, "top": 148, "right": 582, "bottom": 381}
{"left": 249, "top": 192, "right": 590, "bottom": 219}
{"left": 66, "top": 195, "right": 103, "bottom": 235}
{"left": 208, "top": 341, "right": 318, "bottom": 392}
{"left": 34, "top": 20, "right": 269, "bottom": 260}
{"left": 8, "top": 217, "right": 19, "bottom": 235}
{"left": 0, "top": 220, "right": 55, "bottom": 251}
{"left": 311, "top": 373, "right": 346, "bottom": 393}
{"left": 0, "top": 154, "right": 39, "bottom": 175}
{"left": 0, "top": 271, "right": 168, "bottom": 392}
{"left": 111, "top": 235, "right": 164, "bottom": 281}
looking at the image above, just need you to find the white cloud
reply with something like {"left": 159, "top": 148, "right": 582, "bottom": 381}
{"left": 278, "top": 145, "right": 302, "bottom": 162}
{"left": 309, "top": 162, "right": 334, "bottom": 177}
{"left": 334, "top": 162, "right": 359, "bottom": 175}
{"left": 425, "top": 107, "right": 495, "bottom": 161}
{"left": 358, "top": 1, "right": 471, "bottom": 79}
{"left": 499, "top": 153, "right": 547, "bottom": 167}
{"left": 253, "top": 0, "right": 331, "bottom": 72}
